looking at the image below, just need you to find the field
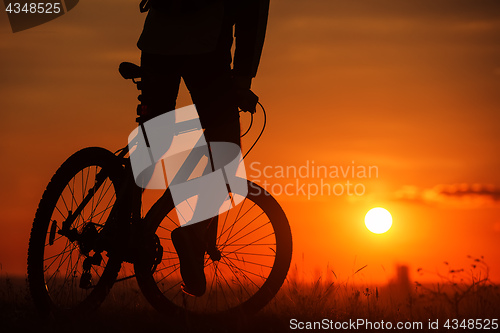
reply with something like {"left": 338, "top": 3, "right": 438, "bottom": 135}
{"left": 1, "top": 262, "right": 499, "bottom": 333}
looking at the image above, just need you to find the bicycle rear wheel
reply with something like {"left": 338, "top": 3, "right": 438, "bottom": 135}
{"left": 135, "top": 180, "right": 292, "bottom": 319}
{"left": 27, "top": 147, "right": 123, "bottom": 316}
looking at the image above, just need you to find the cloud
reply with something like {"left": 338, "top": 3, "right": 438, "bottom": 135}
{"left": 395, "top": 183, "right": 500, "bottom": 208}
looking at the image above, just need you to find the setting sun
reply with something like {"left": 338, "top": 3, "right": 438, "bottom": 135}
{"left": 365, "top": 207, "right": 392, "bottom": 234}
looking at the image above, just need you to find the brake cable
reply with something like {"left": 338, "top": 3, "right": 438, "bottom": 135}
{"left": 242, "top": 102, "right": 266, "bottom": 159}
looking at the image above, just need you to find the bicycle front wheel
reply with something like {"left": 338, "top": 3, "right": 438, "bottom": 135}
{"left": 135, "top": 180, "right": 292, "bottom": 319}
{"left": 27, "top": 147, "right": 123, "bottom": 316}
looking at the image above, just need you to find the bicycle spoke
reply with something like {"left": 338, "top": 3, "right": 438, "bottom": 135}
{"left": 158, "top": 224, "right": 174, "bottom": 233}
{"left": 29, "top": 148, "right": 124, "bottom": 314}
{"left": 219, "top": 255, "right": 263, "bottom": 289}
{"left": 43, "top": 246, "right": 74, "bottom": 264}
{"left": 204, "top": 264, "right": 219, "bottom": 308}
{"left": 223, "top": 210, "right": 265, "bottom": 243}
{"left": 135, "top": 180, "right": 291, "bottom": 318}
{"left": 169, "top": 282, "right": 184, "bottom": 300}
{"left": 222, "top": 232, "right": 275, "bottom": 256}
{"left": 216, "top": 198, "right": 251, "bottom": 242}
{"left": 91, "top": 193, "right": 117, "bottom": 225}
{"left": 154, "top": 265, "right": 181, "bottom": 286}
{"left": 91, "top": 178, "right": 115, "bottom": 217}
{"left": 154, "top": 261, "right": 180, "bottom": 273}
{"left": 221, "top": 219, "right": 269, "bottom": 251}
{"left": 217, "top": 193, "right": 243, "bottom": 243}
{"left": 215, "top": 261, "right": 239, "bottom": 307}
{"left": 222, "top": 253, "right": 273, "bottom": 270}
{"left": 161, "top": 249, "right": 177, "bottom": 255}
{"left": 45, "top": 240, "right": 74, "bottom": 278}
{"left": 160, "top": 279, "right": 183, "bottom": 295}
{"left": 216, "top": 256, "right": 253, "bottom": 299}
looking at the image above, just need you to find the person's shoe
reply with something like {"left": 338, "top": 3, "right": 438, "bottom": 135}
{"left": 171, "top": 224, "right": 207, "bottom": 297}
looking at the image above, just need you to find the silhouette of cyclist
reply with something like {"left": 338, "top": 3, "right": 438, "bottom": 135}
{"left": 137, "top": 0, "right": 270, "bottom": 296}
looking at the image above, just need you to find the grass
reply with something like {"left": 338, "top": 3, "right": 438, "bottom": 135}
{"left": 272, "top": 262, "right": 500, "bottom": 320}
{"left": 1, "top": 258, "right": 499, "bottom": 332}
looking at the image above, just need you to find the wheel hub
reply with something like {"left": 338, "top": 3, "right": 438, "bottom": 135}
{"left": 207, "top": 246, "right": 221, "bottom": 261}
{"left": 78, "top": 222, "right": 100, "bottom": 256}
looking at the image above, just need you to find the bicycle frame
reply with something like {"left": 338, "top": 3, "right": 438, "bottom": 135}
{"left": 58, "top": 61, "right": 249, "bottom": 283}
{"left": 57, "top": 130, "right": 223, "bottom": 280}
{"left": 28, "top": 62, "right": 290, "bottom": 319}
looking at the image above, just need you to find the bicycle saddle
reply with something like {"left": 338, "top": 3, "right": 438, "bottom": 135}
{"left": 119, "top": 62, "right": 142, "bottom": 80}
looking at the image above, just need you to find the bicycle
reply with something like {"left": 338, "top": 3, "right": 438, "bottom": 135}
{"left": 27, "top": 62, "right": 293, "bottom": 320}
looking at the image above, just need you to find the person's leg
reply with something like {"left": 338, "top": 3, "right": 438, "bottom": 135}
{"left": 140, "top": 52, "right": 181, "bottom": 120}
{"left": 139, "top": 52, "right": 209, "bottom": 296}
{"left": 182, "top": 48, "right": 241, "bottom": 222}
{"left": 170, "top": 48, "right": 242, "bottom": 297}
{"left": 134, "top": 52, "right": 183, "bottom": 187}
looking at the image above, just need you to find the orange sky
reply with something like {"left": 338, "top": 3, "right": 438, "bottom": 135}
{"left": 1, "top": 0, "right": 499, "bottom": 284}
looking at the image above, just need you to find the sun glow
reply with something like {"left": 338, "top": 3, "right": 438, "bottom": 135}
{"left": 365, "top": 207, "right": 392, "bottom": 234}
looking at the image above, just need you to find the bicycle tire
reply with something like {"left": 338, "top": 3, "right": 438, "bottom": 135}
{"left": 135, "top": 180, "right": 292, "bottom": 320}
{"left": 27, "top": 147, "right": 124, "bottom": 316}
